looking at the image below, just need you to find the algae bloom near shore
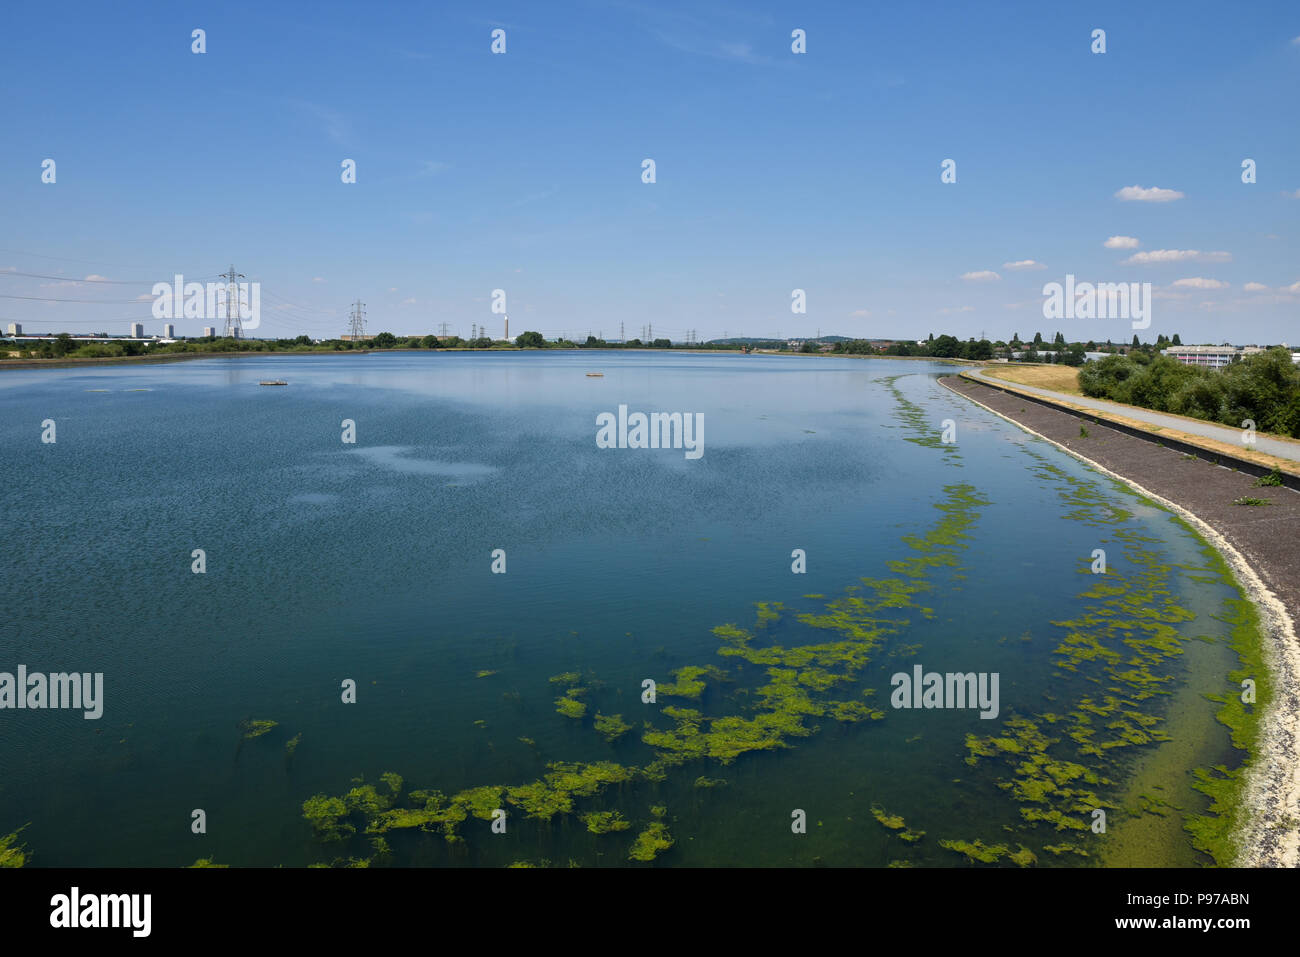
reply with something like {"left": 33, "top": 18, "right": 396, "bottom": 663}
{"left": 0, "top": 353, "right": 1277, "bottom": 867}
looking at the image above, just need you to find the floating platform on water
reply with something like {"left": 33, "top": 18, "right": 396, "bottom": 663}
{"left": 259, "top": 380, "right": 288, "bottom": 386}
{"left": 585, "top": 372, "right": 604, "bottom": 377}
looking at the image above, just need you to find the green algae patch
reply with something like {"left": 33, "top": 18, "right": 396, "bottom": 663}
{"left": 594, "top": 712, "right": 632, "bottom": 742}
{"left": 939, "top": 839, "right": 1009, "bottom": 864}
{"left": 629, "top": 820, "right": 674, "bottom": 862}
{"left": 581, "top": 810, "right": 631, "bottom": 834}
{"left": 0, "top": 826, "right": 30, "bottom": 868}
{"left": 658, "top": 665, "right": 724, "bottom": 699}
{"left": 555, "top": 695, "right": 587, "bottom": 720}
{"left": 302, "top": 795, "right": 355, "bottom": 842}
{"left": 189, "top": 857, "right": 228, "bottom": 868}
{"left": 870, "top": 806, "right": 906, "bottom": 830}
{"left": 239, "top": 719, "right": 278, "bottom": 739}
{"left": 285, "top": 733, "right": 302, "bottom": 756}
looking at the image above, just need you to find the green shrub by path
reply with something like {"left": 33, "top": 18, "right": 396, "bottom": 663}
{"left": 1079, "top": 348, "right": 1300, "bottom": 438}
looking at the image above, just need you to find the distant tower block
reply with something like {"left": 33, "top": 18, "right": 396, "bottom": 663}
{"left": 163, "top": 323, "right": 176, "bottom": 338}
{"left": 203, "top": 326, "right": 215, "bottom": 338}
{"left": 7, "top": 323, "right": 21, "bottom": 336}
{"left": 130, "top": 322, "right": 144, "bottom": 338}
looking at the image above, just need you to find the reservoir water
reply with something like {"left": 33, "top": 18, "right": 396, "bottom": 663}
{"left": 0, "top": 351, "right": 1253, "bottom": 866}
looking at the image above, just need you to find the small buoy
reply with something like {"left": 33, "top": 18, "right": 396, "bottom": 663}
{"left": 585, "top": 372, "right": 604, "bottom": 377}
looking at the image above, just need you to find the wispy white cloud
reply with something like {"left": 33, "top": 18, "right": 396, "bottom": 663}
{"left": 1124, "top": 249, "right": 1231, "bottom": 265}
{"left": 1171, "top": 277, "right": 1228, "bottom": 290}
{"left": 1243, "top": 282, "right": 1269, "bottom": 292}
{"left": 1115, "top": 185, "right": 1184, "bottom": 202}
{"left": 1104, "top": 235, "right": 1140, "bottom": 249}
{"left": 961, "top": 270, "right": 1000, "bottom": 281}
{"left": 1002, "top": 260, "right": 1045, "bottom": 271}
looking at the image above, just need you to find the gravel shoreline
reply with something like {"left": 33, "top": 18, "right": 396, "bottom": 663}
{"left": 941, "top": 375, "right": 1300, "bottom": 868}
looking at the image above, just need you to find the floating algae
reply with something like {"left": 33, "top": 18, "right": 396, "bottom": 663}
{"left": 555, "top": 695, "right": 587, "bottom": 720}
{"left": 628, "top": 818, "right": 674, "bottom": 862}
{"left": 939, "top": 839, "right": 1035, "bottom": 867}
{"left": 581, "top": 810, "right": 631, "bottom": 834}
{"left": 301, "top": 483, "right": 993, "bottom": 865}
{"left": 870, "top": 806, "right": 906, "bottom": 829}
{"left": 189, "top": 857, "right": 228, "bottom": 868}
{"left": 0, "top": 826, "right": 30, "bottom": 868}
{"left": 285, "top": 733, "right": 302, "bottom": 756}
{"left": 593, "top": 712, "right": 632, "bottom": 742}
{"left": 957, "top": 447, "right": 1266, "bottom": 865}
{"left": 240, "top": 719, "right": 278, "bottom": 739}
{"left": 877, "top": 374, "right": 963, "bottom": 457}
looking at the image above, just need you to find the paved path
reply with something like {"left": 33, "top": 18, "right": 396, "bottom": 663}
{"left": 965, "top": 366, "right": 1300, "bottom": 464}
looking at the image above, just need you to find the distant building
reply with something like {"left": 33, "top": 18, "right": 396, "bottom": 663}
{"left": 1162, "top": 345, "right": 1263, "bottom": 369}
{"left": 129, "top": 322, "right": 144, "bottom": 338}
{"left": 203, "top": 326, "right": 215, "bottom": 337}
{"left": 7, "top": 323, "right": 20, "bottom": 336}
{"left": 340, "top": 334, "right": 374, "bottom": 341}
{"left": 163, "top": 323, "right": 175, "bottom": 338}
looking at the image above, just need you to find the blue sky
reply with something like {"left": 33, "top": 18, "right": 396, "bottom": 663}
{"left": 2, "top": 1, "right": 1298, "bottom": 343}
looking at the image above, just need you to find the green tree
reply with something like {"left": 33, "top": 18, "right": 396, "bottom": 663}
{"left": 929, "top": 334, "right": 962, "bottom": 358}
{"left": 372, "top": 331, "right": 398, "bottom": 348}
{"left": 515, "top": 330, "right": 546, "bottom": 348}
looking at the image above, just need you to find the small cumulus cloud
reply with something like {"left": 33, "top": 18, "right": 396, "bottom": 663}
{"left": 961, "top": 270, "right": 1000, "bottom": 281}
{"left": 1243, "top": 282, "right": 1269, "bottom": 292}
{"left": 1124, "top": 249, "right": 1231, "bottom": 265}
{"left": 1171, "top": 277, "right": 1228, "bottom": 290}
{"left": 1002, "top": 260, "right": 1045, "bottom": 271}
{"left": 1115, "top": 185, "right": 1184, "bottom": 202}
{"left": 850, "top": 309, "right": 871, "bottom": 317}
{"left": 312, "top": 277, "right": 326, "bottom": 283}
{"left": 1104, "top": 236, "right": 1140, "bottom": 249}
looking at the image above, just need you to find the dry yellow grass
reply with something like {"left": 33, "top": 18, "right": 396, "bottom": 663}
{"left": 979, "top": 363, "right": 1082, "bottom": 395}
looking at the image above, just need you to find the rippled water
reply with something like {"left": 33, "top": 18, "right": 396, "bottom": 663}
{"left": 0, "top": 352, "right": 1249, "bottom": 866}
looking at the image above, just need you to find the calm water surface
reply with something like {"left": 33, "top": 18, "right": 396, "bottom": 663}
{"left": 0, "top": 352, "right": 1248, "bottom": 866}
